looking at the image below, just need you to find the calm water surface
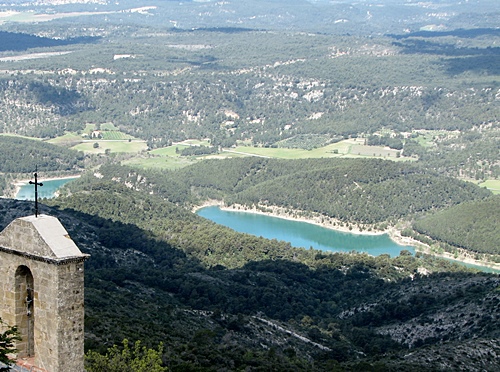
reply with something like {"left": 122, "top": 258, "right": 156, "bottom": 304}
{"left": 197, "top": 206, "right": 414, "bottom": 256}
{"left": 16, "top": 177, "right": 77, "bottom": 200}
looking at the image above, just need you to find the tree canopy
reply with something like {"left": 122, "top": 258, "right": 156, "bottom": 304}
{"left": 0, "top": 318, "right": 20, "bottom": 372}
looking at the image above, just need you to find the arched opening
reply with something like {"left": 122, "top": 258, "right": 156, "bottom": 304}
{"left": 15, "top": 265, "right": 34, "bottom": 358}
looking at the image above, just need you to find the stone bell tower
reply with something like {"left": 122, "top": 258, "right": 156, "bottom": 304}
{"left": 0, "top": 214, "right": 89, "bottom": 372}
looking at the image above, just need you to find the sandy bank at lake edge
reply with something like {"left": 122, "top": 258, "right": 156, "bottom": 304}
{"left": 191, "top": 199, "right": 225, "bottom": 213}
{"left": 221, "top": 203, "right": 388, "bottom": 236}
{"left": 194, "top": 201, "right": 500, "bottom": 272}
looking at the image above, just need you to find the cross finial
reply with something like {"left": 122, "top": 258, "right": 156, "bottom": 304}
{"left": 28, "top": 166, "right": 43, "bottom": 217}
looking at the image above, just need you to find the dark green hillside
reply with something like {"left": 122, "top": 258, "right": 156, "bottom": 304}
{"left": 226, "top": 161, "right": 491, "bottom": 224}
{"left": 3, "top": 192, "right": 499, "bottom": 370}
{"left": 0, "top": 136, "right": 84, "bottom": 173}
{"left": 0, "top": 31, "right": 99, "bottom": 52}
{"left": 0, "top": 135, "right": 84, "bottom": 195}
{"left": 65, "top": 159, "right": 491, "bottom": 227}
{"left": 176, "top": 158, "right": 491, "bottom": 224}
{"left": 48, "top": 181, "right": 311, "bottom": 269}
{"left": 64, "top": 159, "right": 491, "bottom": 227}
{"left": 413, "top": 196, "right": 500, "bottom": 256}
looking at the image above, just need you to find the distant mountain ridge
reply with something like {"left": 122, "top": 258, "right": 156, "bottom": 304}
{"left": 1, "top": 0, "right": 499, "bottom": 34}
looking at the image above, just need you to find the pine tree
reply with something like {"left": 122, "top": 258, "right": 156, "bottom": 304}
{"left": 0, "top": 318, "right": 21, "bottom": 372}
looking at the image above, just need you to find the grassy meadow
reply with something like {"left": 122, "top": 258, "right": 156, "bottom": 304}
{"left": 71, "top": 140, "right": 147, "bottom": 154}
{"left": 227, "top": 139, "right": 406, "bottom": 160}
{"left": 478, "top": 180, "right": 500, "bottom": 195}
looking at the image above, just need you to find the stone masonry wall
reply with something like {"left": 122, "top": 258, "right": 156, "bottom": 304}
{"left": 0, "top": 215, "right": 87, "bottom": 372}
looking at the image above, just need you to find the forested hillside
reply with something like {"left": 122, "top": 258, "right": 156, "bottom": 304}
{"left": 0, "top": 25, "right": 497, "bottom": 178}
{"left": 73, "top": 159, "right": 491, "bottom": 226}
{"left": 0, "top": 0, "right": 498, "bottom": 180}
{"left": 1, "top": 39, "right": 497, "bottom": 142}
{"left": 54, "top": 159, "right": 499, "bottom": 269}
{"left": 0, "top": 135, "right": 84, "bottom": 173}
{"left": 0, "top": 135, "right": 85, "bottom": 195}
{"left": 219, "top": 159, "right": 491, "bottom": 225}
{"left": 413, "top": 196, "right": 500, "bottom": 256}
{"left": 1, "top": 187, "right": 496, "bottom": 370}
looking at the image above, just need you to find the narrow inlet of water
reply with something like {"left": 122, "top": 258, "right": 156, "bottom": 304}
{"left": 15, "top": 177, "right": 77, "bottom": 200}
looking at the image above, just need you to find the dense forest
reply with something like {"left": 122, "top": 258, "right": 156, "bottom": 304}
{"left": 412, "top": 196, "right": 500, "bottom": 256}
{"left": 0, "top": 136, "right": 84, "bottom": 173}
{"left": 0, "top": 184, "right": 492, "bottom": 370}
{"left": 72, "top": 159, "right": 491, "bottom": 226}
{"left": 0, "top": 25, "right": 497, "bottom": 179}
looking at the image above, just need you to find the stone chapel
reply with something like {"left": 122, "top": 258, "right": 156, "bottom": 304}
{"left": 0, "top": 214, "right": 89, "bottom": 372}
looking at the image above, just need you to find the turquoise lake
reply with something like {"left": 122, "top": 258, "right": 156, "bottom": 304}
{"left": 16, "top": 177, "right": 78, "bottom": 200}
{"left": 197, "top": 206, "right": 414, "bottom": 256}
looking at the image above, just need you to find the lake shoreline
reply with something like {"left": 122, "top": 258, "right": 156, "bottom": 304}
{"left": 194, "top": 201, "right": 500, "bottom": 272}
{"left": 196, "top": 201, "right": 398, "bottom": 236}
{"left": 11, "top": 174, "right": 81, "bottom": 199}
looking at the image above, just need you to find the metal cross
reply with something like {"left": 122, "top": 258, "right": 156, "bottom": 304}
{"left": 29, "top": 169, "right": 43, "bottom": 218}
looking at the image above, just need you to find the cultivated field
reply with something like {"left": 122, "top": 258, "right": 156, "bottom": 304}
{"left": 227, "top": 139, "right": 406, "bottom": 160}
{"left": 71, "top": 140, "right": 147, "bottom": 154}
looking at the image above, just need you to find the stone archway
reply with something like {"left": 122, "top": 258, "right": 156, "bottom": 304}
{"left": 15, "top": 265, "right": 34, "bottom": 358}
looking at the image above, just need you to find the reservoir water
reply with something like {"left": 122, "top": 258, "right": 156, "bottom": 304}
{"left": 197, "top": 206, "right": 414, "bottom": 256}
{"left": 16, "top": 177, "right": 78, "bottom": 200}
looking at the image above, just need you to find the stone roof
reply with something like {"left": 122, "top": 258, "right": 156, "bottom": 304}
{"left": 0, "top": 214, "right": 87, "bottom": 261}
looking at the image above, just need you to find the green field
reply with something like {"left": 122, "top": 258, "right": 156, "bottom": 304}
{"left": 101, "top": 131, "right": 134, "bottom": 140}
{"left": 124, "top": 141, "right": 243, "bottom": 170}
{"left": 71, "top": 140, "right": 147, "bottom": 154}
{"left": 123, "top": 155, "right": 197, "bottom": 170}
{"left": 48, "top": 123, "right": 137, "bottom": 147}
{"left": 121, "top": 139, "right": 413, "bottom": 171}
{"left": 47, "top": 132, "right": 83, "bottom": 145}
{"left": 228, "top": 140, "right": 408, "bottom": 160}
{"left": 478, "top": 180, "right": 500, "bottom": 195}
